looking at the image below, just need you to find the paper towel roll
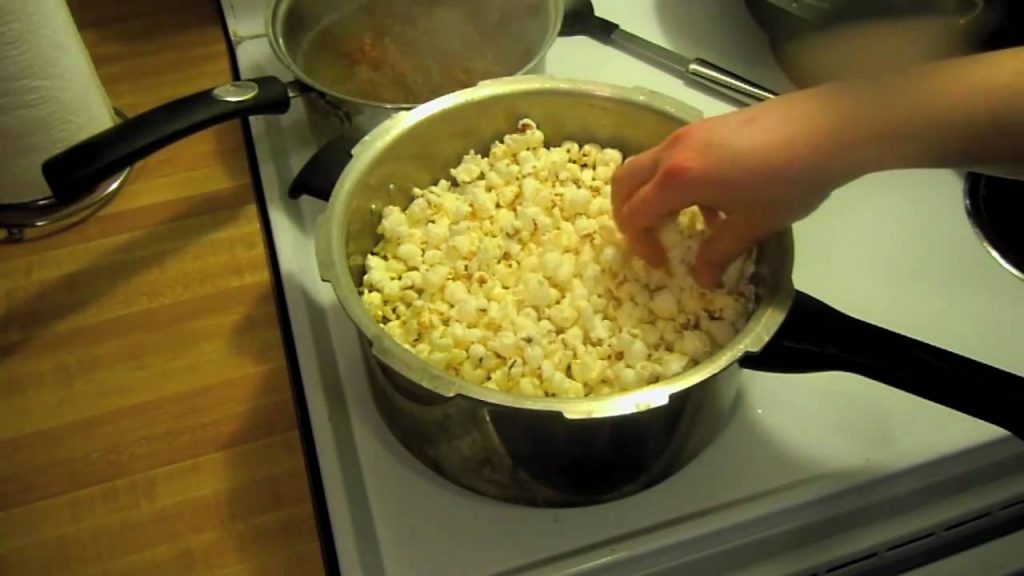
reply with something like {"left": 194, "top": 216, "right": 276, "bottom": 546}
{"left": 0, "top": 0, "right": 115, "bottom": 204}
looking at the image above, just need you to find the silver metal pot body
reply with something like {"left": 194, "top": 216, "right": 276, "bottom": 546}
{"left": 315, "top": 76, "right": 795, "bottom": 506}
{"left": 363, "top": 340, "right": 741, "bottom": 506}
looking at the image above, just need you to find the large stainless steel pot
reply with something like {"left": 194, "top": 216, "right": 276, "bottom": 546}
{"left": 744, "top": 0, "right": 1017, "bottom": 88}
{"left": 37, "top": 0, "right": 562, "bottom": 206}
{"left": 315, "top": 76, "right": 1024, "bottom": 507}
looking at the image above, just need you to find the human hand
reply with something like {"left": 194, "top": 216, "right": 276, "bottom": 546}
{"left": 612, "top": 88, "right": 863, "bottom": 288}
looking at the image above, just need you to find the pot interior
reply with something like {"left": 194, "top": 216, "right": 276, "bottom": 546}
{"left": 270, "top": 0, "right": 562, "bottom": 107}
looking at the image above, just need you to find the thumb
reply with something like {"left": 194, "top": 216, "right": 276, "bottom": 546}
{"left": 693, "top": 215, "right": 769, "bottom": 289}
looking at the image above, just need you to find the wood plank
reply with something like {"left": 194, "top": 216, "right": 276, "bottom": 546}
{"left": 0, "top": 0, "right": 325, "bottom": 573}
{"left": 0, "top": 433, "right": 309, "bottom": 547}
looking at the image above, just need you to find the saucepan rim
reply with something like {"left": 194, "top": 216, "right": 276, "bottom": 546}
{"left": 315, "top": 75, "right": 797, "bottom": 419}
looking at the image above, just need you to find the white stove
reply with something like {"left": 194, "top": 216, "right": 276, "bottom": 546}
{"left": 219, "top": 1, "right": 1024, "bottom": 574}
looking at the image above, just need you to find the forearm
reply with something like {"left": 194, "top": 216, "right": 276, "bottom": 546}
{"left": 821, "top": 46, "right": 1024, "bottom": 177}
{"left": 613, "top": 46, "right": 1024, "bottom": 285}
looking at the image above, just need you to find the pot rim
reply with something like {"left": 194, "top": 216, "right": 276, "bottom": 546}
{"left": 265, "top": 0, "right": 566, "bottom": 111}
{"left": 316, "top": 75, "right": 796, "bottom": 418}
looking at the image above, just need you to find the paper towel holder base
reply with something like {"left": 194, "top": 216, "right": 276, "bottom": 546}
{"left": 0, "top": 109, "right": 133, "bottom": 243}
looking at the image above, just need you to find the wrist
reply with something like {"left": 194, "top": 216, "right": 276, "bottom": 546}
{"left": 793, "top": 82, "right": 892, "bottom": 185}
{"left": 813, "top": 80, "right": 927, "bottom": 178}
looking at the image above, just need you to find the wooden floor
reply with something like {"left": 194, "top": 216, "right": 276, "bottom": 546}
{"left": 0, "top": 1, "right": 326, "bottom": 573}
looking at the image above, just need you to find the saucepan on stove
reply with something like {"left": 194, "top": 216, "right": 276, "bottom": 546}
{"left": 745, "top": 0, "right": 1020, "bottom": 88}
{"left": 315, "top": 75, "right": 1024, "bottom": 507}
{"left": 37, "top": 0, "right": 563, "bottom": 207}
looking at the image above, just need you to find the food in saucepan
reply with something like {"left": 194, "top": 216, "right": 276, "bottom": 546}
{"left": 359, "top": 119, "right": 756, "bottom": 397}
{"left": 299, "top": 0, "right": 546, "bottom": 104}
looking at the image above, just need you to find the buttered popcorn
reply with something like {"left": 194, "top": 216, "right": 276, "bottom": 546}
{"left": 360, "top": 119, "right": 756, "bottom": 398}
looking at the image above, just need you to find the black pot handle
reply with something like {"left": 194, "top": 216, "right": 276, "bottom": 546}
{"left": 42, "top": 77, "right": 293, "bottom": 206}
{"left": 288, "top": 131, "right": 360, "bottom": 202}
{"left": 740, "top": 291, "right": 1024, "bottom": 439}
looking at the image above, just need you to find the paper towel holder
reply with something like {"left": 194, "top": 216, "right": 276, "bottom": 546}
{"left": 0, "top": 109, "right": 133, "bottom": 243}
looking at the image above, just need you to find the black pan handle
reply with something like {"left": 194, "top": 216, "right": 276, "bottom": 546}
{"left": 288, "top": 131, "right": 361, "bottom": 202}
{"left": 42, "top": 76, "right": 293, "bottom": 205}
{"left": 740, "top": 291, "right": 1024, "bottom": 439}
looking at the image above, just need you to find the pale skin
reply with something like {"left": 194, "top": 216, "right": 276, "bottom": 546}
{"left": 612, "top": 46, "right": 1024, "bottom": 289}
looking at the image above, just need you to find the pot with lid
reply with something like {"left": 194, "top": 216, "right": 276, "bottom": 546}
{"left": 745, "top": 0, "right": 1018, "bottom": 88}
{"left": 34, "top": 0, "right": 563, "bottom": 208}
{"left": 316, "top": 75, "right": 1024, "bottom": 507}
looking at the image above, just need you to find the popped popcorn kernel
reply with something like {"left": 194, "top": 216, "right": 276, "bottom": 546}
{"left": 359, "top": 119, "right": 756, "bottom": 397}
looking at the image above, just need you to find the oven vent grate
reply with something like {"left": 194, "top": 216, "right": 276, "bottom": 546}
{"left": 812, "top": 497, "right": 1024, "bottom": 576}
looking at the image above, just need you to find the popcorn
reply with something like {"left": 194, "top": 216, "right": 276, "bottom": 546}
{"left": 675, "top": 330, "right": 714, "bottom": 361}
{"left": 548, "top": 303, "right": 579, "bottom": 330}
{"left": 594, "top": 165, "right": 615, "bottom": 184}
{"left": 362, "top": 291, "right": 385, "bottom": 322}
{"left": 650, "top": 289, "right": 678, "bottom": 320}
{"left": 562, "top": 185, "right": 591, "bottom": 218}
{"left": 702, "top": 318, "right": 737, "bottom": 347}
{"left": 624, "top": 337, "right": 649, "bottom": 367}
{"left": 395, "top": 243, "right": 422, "bottom": 268}
{"left": 637, "top": 323, "right": 661, "bottom": 349}
{"left": 451, "top": 152, "right": 487, "bottom": 184}
{"left": 596, "top": 147, "right": 624, "bottom": 169}
{"left": 405, "top": 198, "right": 431, "bottom": 224}
{"left": 490, "top": 330, "right": 520, "bottom": 359}
{"left": 359, "top": 119, "right": 756, "bottom": 398}
{"left": 381, "top": 280, "right": 402, "bottom": 301}
{"left": 659, "top": 353, "right": 691, "bottom": 379}
{"left": 579, "top": 143, "right": 602, "bottom": 167}
{"left": 378, "top": 207, "right": 408, "bottom": 241}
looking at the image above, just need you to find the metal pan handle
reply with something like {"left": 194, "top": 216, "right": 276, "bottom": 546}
{"left": 740, "top": 291, "right": 1024, "bottom": 439}
{"left": 607, "top": 30, "right": 778, "bottom": 105}
{"left": 686, "top": 58, "right": 778, "bottom": 104}
{"left": 42, "top": 76, "right": 295, "bottom": 205}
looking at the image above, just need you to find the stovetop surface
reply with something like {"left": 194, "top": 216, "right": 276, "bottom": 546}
{"left": 219, "top": 1, "right": 1024, "bottom": 574}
